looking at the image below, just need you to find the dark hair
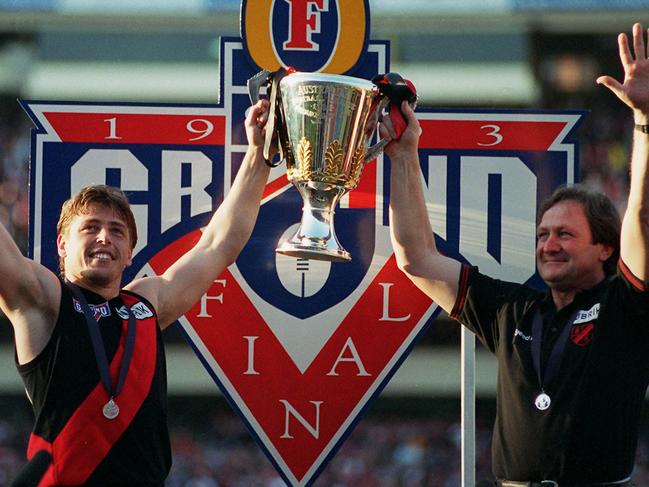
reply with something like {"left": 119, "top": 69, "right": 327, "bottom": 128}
{"left": 538, "top": 184, "right": 620, "bottom": 276}
{"left": 57, "top": 185, "right": 137, "bottom": 274}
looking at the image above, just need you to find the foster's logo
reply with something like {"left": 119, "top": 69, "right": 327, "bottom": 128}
{"left": 242, "top": 0, "right": 370, "bottom": 73}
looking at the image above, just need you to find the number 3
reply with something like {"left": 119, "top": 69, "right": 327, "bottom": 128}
{"left": 478, "top": 124, "right": 503, "bottom": 146}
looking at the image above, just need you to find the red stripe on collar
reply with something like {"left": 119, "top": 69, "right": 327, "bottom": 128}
{"left": 619, "top": 259, "right": 647, "bottom": 292}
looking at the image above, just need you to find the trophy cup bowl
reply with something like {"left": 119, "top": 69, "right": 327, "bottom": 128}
{"left": 275, "top": 72, "right": 388, "bottom": 262}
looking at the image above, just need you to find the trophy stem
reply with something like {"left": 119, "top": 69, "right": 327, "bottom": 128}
{"left": 276, "top": 183, "right": 351, "bottom": 262}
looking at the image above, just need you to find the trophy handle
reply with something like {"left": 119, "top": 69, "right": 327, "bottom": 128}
{"left": 363, "top": 138, "right": 390, "bottom": 163}
{"left": 247, "top": 69, "right": 271, "bottom": 105}
{"left": 364, "top": 73, "right": 418, "bottom": 163}
{"left": 247, "top": 67, "right": 295, "bottom": 167}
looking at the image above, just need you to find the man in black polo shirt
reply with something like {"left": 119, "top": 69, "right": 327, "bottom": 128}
{"left": 383, "top": 23, "right": 649, "bottom": 486}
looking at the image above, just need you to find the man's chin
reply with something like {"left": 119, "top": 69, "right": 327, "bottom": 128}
{"left": 79, "top": 269, "right": 118, "bottom": 287}
{"left": 539, "top": 269, "right": 567, "bottom": 288}
{"left": 541, "top": 273, "right": 578, "bottom": 293}
{"left": 539, "top": 262, "right": 567, "bottom": 278}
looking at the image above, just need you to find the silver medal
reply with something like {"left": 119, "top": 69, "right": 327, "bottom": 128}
{"left": 534, "top": 393, "right": 551, "bottom": 410}
{"left": 103, "top": 398, "right": 120, "bottom": 420}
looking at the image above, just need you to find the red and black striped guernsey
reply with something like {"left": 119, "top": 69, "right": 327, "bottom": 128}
{"left": 17, "top": 280, "right": 171, "bottom": 486}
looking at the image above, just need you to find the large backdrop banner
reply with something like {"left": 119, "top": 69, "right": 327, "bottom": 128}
{"left": 22, "top": 1, "right": 582, "bottom": 485}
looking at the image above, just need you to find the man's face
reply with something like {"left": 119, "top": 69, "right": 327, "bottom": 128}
{"left": 57, "top": 204, "right": 133, "bottom": 288}
{"left": 536, "top": 200, "right": 612, "bottom": 292}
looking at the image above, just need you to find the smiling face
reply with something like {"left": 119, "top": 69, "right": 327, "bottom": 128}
{"left": 57, "top": 204, "right": 133, "bottom": 292}
{"left": 536, "top": 200, "right": 613, "bottom": 294}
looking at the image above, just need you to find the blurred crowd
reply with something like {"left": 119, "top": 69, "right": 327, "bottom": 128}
{"left": 0, "top": 395, "right": 486, "bottom": 486}
{"left": 2, "top": 396, "right": 649, "bottom": 487}
{"left": 163, "top": 410, "right": 649, "bottom": 487}
{"left": 577, "top": 98, "right": 634, "bottom": 215}
{"left": 168, "top": 411, "right": 491, "bottom": 487}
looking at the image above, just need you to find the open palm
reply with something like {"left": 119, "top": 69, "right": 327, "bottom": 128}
{"left": 598, "top": 23, "right": 649, "bottom": 116}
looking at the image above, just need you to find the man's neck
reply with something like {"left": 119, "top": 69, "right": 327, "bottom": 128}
{"left": 66, "top": 276, "right": 120, "bottom": 301}
{"left": 551, "top": 289, "right": 577, "bottom": 311}
{"left": 550, "top": 274, "right": 607, "bottom": 310}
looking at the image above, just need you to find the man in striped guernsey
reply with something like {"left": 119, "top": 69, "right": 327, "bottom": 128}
{"left": 1, "top": 99, "right": 273, "bottom": 486}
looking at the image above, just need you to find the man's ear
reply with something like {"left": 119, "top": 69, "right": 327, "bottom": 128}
{"left": 125, "top": 248, "right": 133, "bottom": 269}
{"left": 56, "top": 234, "right": 67, "bottom": 258}
{"left": 599, "top": 243, "right": 614, "bottom": 262}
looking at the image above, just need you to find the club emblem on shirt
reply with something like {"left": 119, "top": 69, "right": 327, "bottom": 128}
{"left": 72, "top": 299, "right": 111, "bottom": 321}
{"left": 570, "top": 322, "right": 595, "bottom": 347}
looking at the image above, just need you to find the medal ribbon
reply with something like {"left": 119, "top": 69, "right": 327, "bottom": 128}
{"left": 66, "top": 282, "right": 136, "bottom": 404}
{"left": 530, "top": 308, "right": 578, "bottom": 394}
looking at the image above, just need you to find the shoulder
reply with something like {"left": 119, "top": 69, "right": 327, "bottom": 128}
{"left": 453, "top": 265, "right": 540, "bottom": 319}
{"left": 465, "top": 265, "right": 538, "bottom": 301}
{"left": 618, "top": 259, "right": 649, "bottom": 294}
{"left": 122, "top": 276, "right": 160, "bottom": 312}
{"left": 119, "top": 288, "right": 158, "bottom": 321}
{"left": 596, "top": 265, "right": 649, "bottom": 318}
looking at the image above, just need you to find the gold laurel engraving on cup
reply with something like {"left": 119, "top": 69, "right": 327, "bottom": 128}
{"left": 324, "top": 140, "right": 344, "bottom": 183}
{"left": 346, "top": 146, "right": 366, "bottom": 189}
{"left": 295, "top": 137, "right": 312, "bottom": 180}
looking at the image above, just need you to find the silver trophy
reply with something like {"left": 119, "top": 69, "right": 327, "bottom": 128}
{"left": 253, "top": 71, "right": 391, "bottom": 262}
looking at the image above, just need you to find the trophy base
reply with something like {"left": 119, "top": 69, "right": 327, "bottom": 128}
{"left": 276, "top": 242, "right": 351, "bottom": 263}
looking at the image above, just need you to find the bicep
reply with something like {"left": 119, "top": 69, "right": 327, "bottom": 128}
{"left": 0, "top": 257, "right": 59, "bottom": 317}
{"left": 4, "top": 261, "right": 61, "bottom": 364}
{"left": 128, "top": 247, "right": 232, "bottom": 328}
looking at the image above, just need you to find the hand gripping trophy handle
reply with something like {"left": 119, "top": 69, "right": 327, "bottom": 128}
{"left": 247, "top": 69, "right": 417, "bottom": 262}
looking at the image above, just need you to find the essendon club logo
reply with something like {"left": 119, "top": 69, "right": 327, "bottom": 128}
{"left": 571, "top": 323, "right": 595, "bottom": 347}
{"left": 22, "top": 1, "right": 583, "bottom": 485}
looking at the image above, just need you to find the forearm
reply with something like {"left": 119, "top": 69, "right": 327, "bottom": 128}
{"left": 388, "top": 148, "right": 462, "bottom": 312}
{"left": 0, "top": 218, "right": 25, "bottom": 260}
{"left": 134, "top": 99, "right": 273, "bottom": 326}
{"left": 199, "top": 146, "right": 270, "bottom": 262}
{"left": 628, "top": 110, "right": 649, "bottom": 206}
{"left": 389, "top": 149, "right": 437, "bottom": 269}
{"left": 0, "top": 221, "right": 33, "bottom": 303}
{"left": 148, "top": 146, "right": 270, "bottom": 325}
{"left": 621, "top": 110, "right": 649, "bottom": 278}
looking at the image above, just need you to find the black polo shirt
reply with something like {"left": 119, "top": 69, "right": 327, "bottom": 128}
{"left": 451, "top": 260, "right": 649, "bottom": 483}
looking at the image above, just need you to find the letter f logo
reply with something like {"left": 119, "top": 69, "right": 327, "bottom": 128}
{"left": 283, "top": 0, "right": 328, "bottom": 51}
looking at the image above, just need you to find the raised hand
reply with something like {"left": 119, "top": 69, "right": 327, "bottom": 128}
{"left": 245, "top": 99, "right": 271, "bottom": 149}
{"left": 597, "top": 23, "right": 649, "bottom": 120}
{"left": 380, "top": 100, "right": 422, "bottom": 161}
